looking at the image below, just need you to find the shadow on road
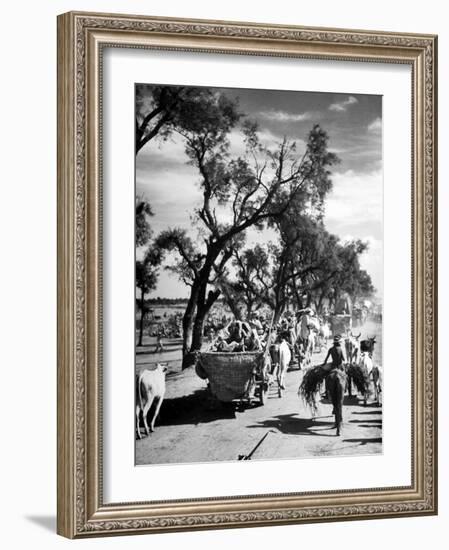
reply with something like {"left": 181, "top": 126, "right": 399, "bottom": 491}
{"left": 357, "top": 424, "right": 382, "bottom": 428}
{"left": 343, "top": 437, "right": 382, "bottom": 445}
{"left": 247, "top": 413, "right": 335, "bottom": 437}
{"left": 155, "top": 389, "right": 237, "bottom": 427}
{"left": 348, "top": 418, "right": 382, "bottom": 424}
{"left": 320, "top": 395, "right": 367, "bottom": 407}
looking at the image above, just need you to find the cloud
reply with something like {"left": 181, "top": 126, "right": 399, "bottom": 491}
{"left": 227, "top": 128, "right": 280, "bottom": 156}
{"left": 324, "top": 169, "right": 383, "bottom": 293}
{"left": 227, "top": 130, "right": 247, "bottom": 158}
{"left": 136, "top": 137, "right": 203, "bottom": 235}
{"left": 359, "top": 236, "right": 383, "bottom": 296}
{"left": 328, "top": 96, "right": 358, "bottom": 112}
{"left": 329, "top": 146, "right": 349, "bottom": 154}
{"left": 368, "top": 117, "right": 382, "bottom": 133}
{"left": 257, "top": 109, "right": 315, "bottom": 122}
{"left": 325, "top": 169, "right": 382, "bottom": 229}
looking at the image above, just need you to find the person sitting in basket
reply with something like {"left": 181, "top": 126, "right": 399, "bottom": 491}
{"left": 245, "top": 319, "right": 262, "bottom": 351}
{"left": 215, "top": 335, "right": 240, "bottom": 352}
{"left": 213, "top": 321, "right": 246, "bottom": 352}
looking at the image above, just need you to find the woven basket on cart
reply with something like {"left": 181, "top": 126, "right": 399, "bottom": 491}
{"left": 196, "top": 352, "right": 263, "bottom": 402}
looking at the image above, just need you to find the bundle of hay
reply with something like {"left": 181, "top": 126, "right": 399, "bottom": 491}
{"left": 298, "top": 365, "right": 329, "bottom": 408}
{"left": 347, "top": 364, "right": 370, "bottom": 396}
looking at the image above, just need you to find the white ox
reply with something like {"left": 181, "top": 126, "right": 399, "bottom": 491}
{"left": 269, "top": 336, "right": 291, "bottom": 394}
{"left": 316, "top": 320, "right": 331, "bottom": 352}
{"left": 370, "top": 365, "right": 383, "bottom": 403}
{"left": 358, "top": 351, "right": 373, "bottom": 405}
{"left": 320, "top": 321, "right": 331, "bottom": 341}
{"left": 297, "top": 314, "right": 319, "bottom": 367}
{"left": 277, "top": 339, "right": 291, "bottom": 390}
{"left": 136, "top": 364, "right": 167, "bottom": 439}
{"left": 344, "top": 332, "right": 361, "bottom": 365}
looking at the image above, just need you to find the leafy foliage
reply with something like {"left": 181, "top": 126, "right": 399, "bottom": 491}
{"left": 226, "top": 218, "right": 375, "bottom": 319}
{"left": 136, "top": 85, "right": 240, "bottom": 154}
{"left": 135, "top": 198, "right": 154, "bottom": 247}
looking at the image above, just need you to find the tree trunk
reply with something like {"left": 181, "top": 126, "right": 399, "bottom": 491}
{"left": 189, "top": 284, "right": 221, "bottom": 356}
{"left": 221, "top": 287, "right": 242, "bottom": 320}
{"left": 246, "top": 299, "right": 254, "bottom": 320}
{"left": 137, "top": 291, "right": 146, "bottom": 347}
{"left": 228, "top": 299, "right": 242, "bottom": 321}
{"left": 317, "top": 292, "right": 325, "bottom": 314}
{"left": 181, "top": 292, "right": 197, "bottom": 369}
{"left": 182, "top": 247, "right": 222, "bottom": 367}
{"left": 190, "top": 310, "right": 207, "bottom": 354}
{"left": 293, "top": 284, "right": 302, "bottom": 310}
{"left": 272, "top": 256, "right": 288, "bottom": 325}
{"left": 190, "top": 296, "right": 220, "bottom": 354}
{"left": 273, "top": 303, "right": 285, "bottom": 327}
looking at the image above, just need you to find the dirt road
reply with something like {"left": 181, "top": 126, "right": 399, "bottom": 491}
{"left": 136, "top": 321, "right": 382, "bottom": 465}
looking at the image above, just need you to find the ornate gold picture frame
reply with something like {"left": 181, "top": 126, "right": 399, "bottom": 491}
{"left": 57, "top": 11, "right": 437, "bottom": 538}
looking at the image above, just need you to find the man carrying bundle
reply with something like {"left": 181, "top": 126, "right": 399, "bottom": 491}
{"left": 323, "top": 335, "right": 346, "bottom": 372}
{"left": 321, "top": 335, "right": 346, "bottom": 399}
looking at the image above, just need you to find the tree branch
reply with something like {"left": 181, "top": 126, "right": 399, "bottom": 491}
{"left": 136, "top": 111, "right": 172, "bottom": 153}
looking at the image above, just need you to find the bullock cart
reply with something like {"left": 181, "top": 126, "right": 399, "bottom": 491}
{"left": 195, "top": 351, "right": 270, "bottom": 405}
{"left": 330, "top": 314, "right": 352, "bottom": 337}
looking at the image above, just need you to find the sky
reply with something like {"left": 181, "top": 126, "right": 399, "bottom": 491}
{"left": 136, "top": 85, "right": 382, "bottom": 300}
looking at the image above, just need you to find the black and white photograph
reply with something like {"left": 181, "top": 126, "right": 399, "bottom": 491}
{"left": 135, "top": 84, "right": 383, "bottom": 465}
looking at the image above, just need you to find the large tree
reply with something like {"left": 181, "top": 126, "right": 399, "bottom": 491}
{"left": 157, "top": 115, "right": 339, "bottom": 366}
{"left": 228, "top": 220, "right": 375, "bottom": 320}
{"left": 135, "top": 199, "right": 162, "bottom": 346}
{"left": 312, "top": 239, "right": 375, "bottom": 310}
{"left": 227, "top": 220, "right": 339, "bottom": 323}
{"left": 221, "top": 125, "right": 340, "bottom": 323}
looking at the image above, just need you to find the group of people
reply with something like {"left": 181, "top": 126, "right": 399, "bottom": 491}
{"left": 212, "top": 317, "right": 268, "bottom": 352}
{"left": 275, "top": 308, "right": 328, "bottom": 368}
{"left": 210, "top": 307, "right": 327, "bottom": 362}
{"left": 152, "top": 306, "right": 332, "bottom": 366}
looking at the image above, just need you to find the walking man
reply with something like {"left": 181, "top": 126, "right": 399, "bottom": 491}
{"left": 154, "top": 324, "right": 165, "bottom": 353}
{"left": 322, "top": 335, "right": 346, "bottom": 398}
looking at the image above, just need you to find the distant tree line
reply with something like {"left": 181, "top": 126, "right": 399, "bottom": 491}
{"left": 146, "top": 297, "right": 190, "bottom": 306}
